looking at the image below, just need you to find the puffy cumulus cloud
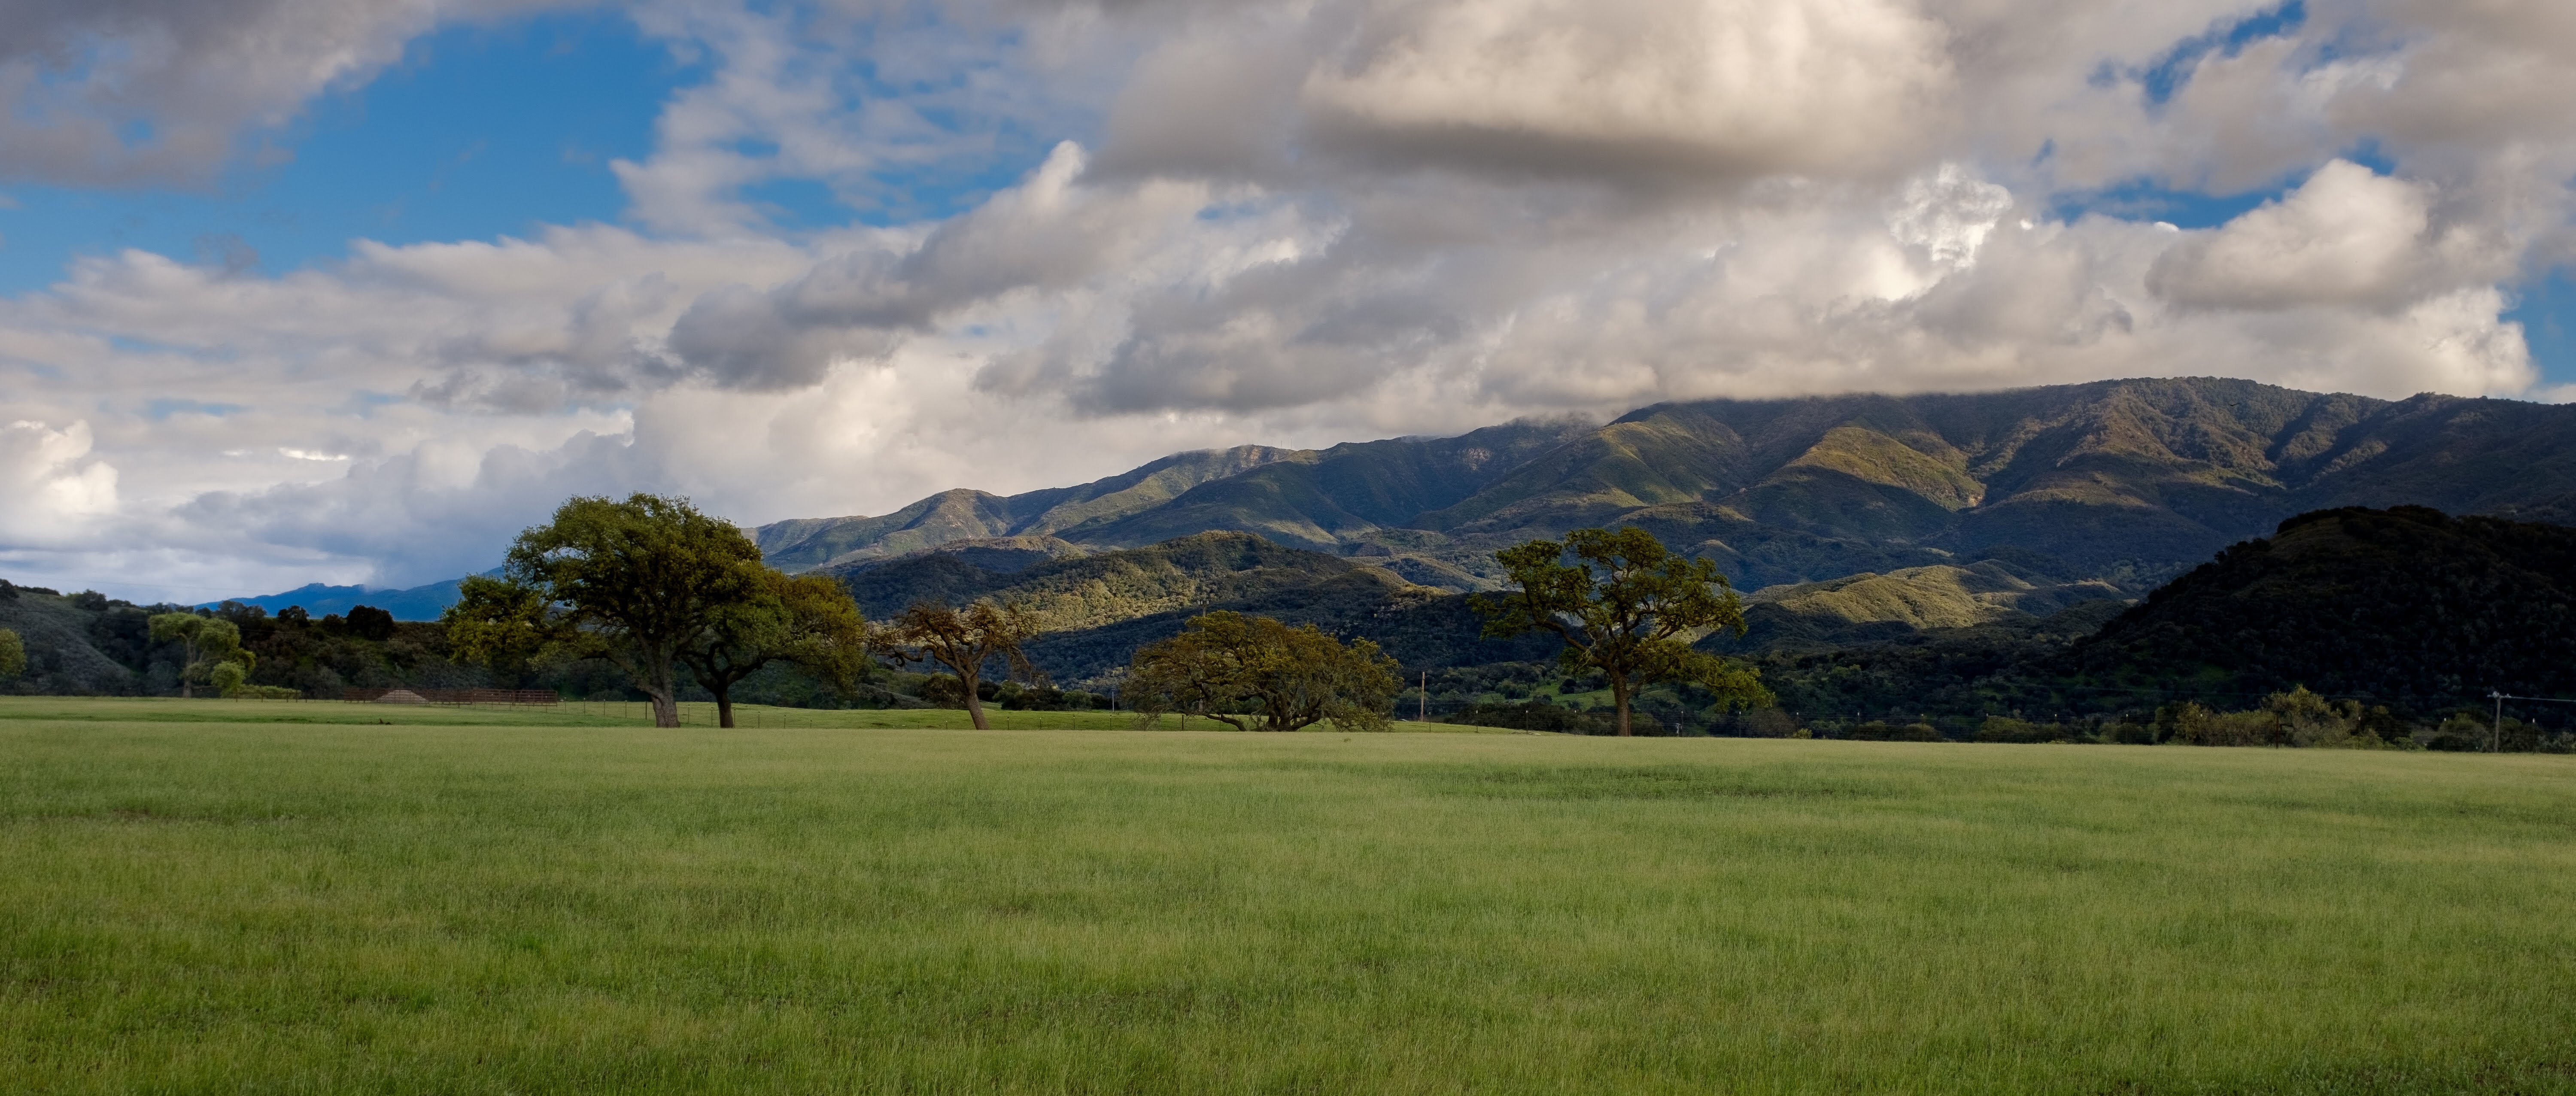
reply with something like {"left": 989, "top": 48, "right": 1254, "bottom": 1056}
{"left": 2147, "top": 160, "right": 2457, "bottom": 310}
{"left": 0, "top": 420, "right": 117, "bottom": 545}
{"left": 4, "top": 0, "right": 2576, "bottom": 598}
{"left": 1889, "top": 164, "right": 2016, "bottom": 269}
{"left": 4, "top": 225, "right": 813, "bottom": 420}
{"left": 0, "top": 0, "right": 576, "bottom": 186}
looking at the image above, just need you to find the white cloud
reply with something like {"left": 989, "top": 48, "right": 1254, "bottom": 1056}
{"left": 0, "top": 420, "right": 118, "bottom": 544}
{"left": 2148, "top": 160, "right": 2440, "bottom": 310}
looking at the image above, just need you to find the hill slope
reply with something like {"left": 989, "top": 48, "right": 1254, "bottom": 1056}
{"left": 1736, "top": 507, "right": 2576, "bottom": 728}
{"left": 2063, "top": 506, "right": 2576, "bottom": 711}
{"left": 833, "top": 531, "right": 1560, "bottom": 683}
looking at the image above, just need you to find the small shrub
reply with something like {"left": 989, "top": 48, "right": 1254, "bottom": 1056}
{"left": 1001, "top": 686, "right": 1068, "bottom": 711}
{"left": 1849, "top": 721, "right": 1944, "bottom": 742}
{"left": 1734, "top": 708, "right": 1801, "bottom": 738}
{"left": 1441, "top": 701, "right": 1613, "bottom": 735}
{"left": 2265, "top": 686, "right": 2363, "bottom": 748}
{"left": 1976, "top": 717, "right": 2063, "bottom": 744}
{"left": 2104, "top": 720, "right": 2157, "bottom": 744}
{"left": 2195, "top": 710, "right": 2280, "bottom": 747}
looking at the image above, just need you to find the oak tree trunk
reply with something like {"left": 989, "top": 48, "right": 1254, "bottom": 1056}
{"left": 646, "top": 655, "right": 680, "bottom": 728}
{"left": 960, "top": 669, "right": 990, "bottom": 729}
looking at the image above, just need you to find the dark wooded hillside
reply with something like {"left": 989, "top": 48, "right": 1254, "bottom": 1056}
{"left": 2062, "top": 506, "right": 2576, "bottom": 712}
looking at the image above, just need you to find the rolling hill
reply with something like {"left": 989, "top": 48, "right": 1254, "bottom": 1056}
{"left": 1738, "top": 506, "right": 2576, "bottom": 727}
{"left": 828, "top": 531, "right": 1560, "bottom": 684}
{"left": 2062, "top": 506, "right": 2576, "bottom": 711}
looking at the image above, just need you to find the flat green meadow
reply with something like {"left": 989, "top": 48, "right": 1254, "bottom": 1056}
{"left": 2, "top": 699, "right": 2572, "bottom": 1093}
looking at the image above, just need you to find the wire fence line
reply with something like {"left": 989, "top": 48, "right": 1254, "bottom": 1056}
{"left": 202, "top": 682, "right": 2576, "bottom": 744}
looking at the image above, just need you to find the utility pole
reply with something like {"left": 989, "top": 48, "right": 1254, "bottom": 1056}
{"left": 2480, "top": 690, "right": 2576, "bottom": 753}
{"left": 1419, "top": 671, "right": 1428, "bottom": 724}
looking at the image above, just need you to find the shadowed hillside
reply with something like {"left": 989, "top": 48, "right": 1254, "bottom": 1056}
{"left": 831, "top": 532, "right": 1364, "bottom": 630}
{"left": 1735, "top": 507, "right": 2576, "bottom": 727}
{"left": 2061, "top": 506, "right": 2576, "bottom": 711}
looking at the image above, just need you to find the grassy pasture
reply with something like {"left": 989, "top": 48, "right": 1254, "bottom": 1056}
{"left": 1, "top": 704, "right": 2572, "bottom": 1093}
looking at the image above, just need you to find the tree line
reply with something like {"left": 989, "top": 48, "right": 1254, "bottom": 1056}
{"left": 436, "top": 495, "right": 1774, "bottom": 732}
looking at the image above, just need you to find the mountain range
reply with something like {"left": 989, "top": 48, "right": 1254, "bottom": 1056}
{"left": 201, "top": 580, "right": 470, "bottom": 622}
{"left": 758, "top": 376, "right": 2576, "bottom": 613}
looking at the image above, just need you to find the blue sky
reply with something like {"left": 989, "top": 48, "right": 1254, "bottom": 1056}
{"left": 0, "top": 13, "right": 681, "bottom": 294}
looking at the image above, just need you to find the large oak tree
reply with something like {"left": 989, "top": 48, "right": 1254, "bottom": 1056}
{"left": 877, "top": 600, "right": 1041, "bottom": 730}
{"left": 1126, "top": 610, "right": 1399, "bottom": 732}
{"left": 680, "top": 569, "right": 875, "bottom": 728}
{"left": 465, "top": 494, "right": 766, "bottom": 728}
{"left": 1473, "top": 526, "right": 1770, "bottom": 735}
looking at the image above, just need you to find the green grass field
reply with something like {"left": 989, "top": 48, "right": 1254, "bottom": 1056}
{"left": 3, "top": 699, "right": 2572, "bottom": 1093}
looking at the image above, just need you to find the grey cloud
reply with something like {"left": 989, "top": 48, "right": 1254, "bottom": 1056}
{"left": 1297, "top": 0, "right": 1956, "bottom": 188}
{"left": 1082, "top": 0, "right": 1959, "bottom": 191}
{"left": 179, "top": 428, "right": 652, "bottom": 586}
{"left": 665, "top": 141, "right": 1209, "bottom": 389}
{"left": 665, "top": 280, "right": 906, "bottom": 391}
{"left": 418, "top": 275, "right": 690, "bottom": 410}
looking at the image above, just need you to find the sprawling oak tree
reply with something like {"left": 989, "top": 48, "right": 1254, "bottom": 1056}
{"left": 1473, "top": 526, "right": 1769, "bottom": 735}
{"left": 680, "top": 569, "right": 875, "bottom": 728}
{"left": 459, "top": 494, "right": 766, "bottom": 728}
{"left": 878, "top": 600, "right": 1042, "bottom": 730}
{"left": 1126, "top": 610, "right": 1399, "bottom": 732}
